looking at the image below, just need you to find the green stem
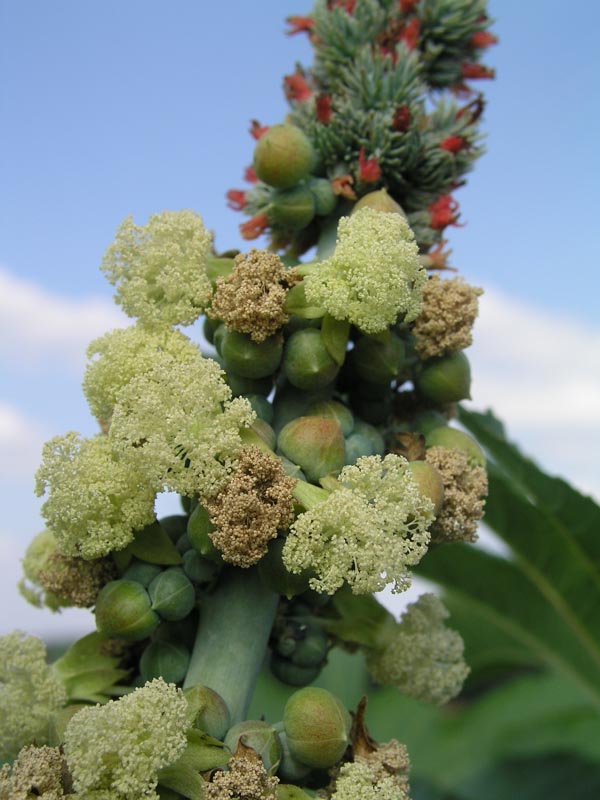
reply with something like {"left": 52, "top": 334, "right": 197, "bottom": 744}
{"left": 293, "top": 479, "right": 330, "bottom": 510}
{"left": 183, "top": 567, "right": 278, "bottom": 725}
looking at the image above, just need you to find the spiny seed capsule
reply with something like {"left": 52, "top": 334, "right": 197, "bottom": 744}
{"left": 253, "top": 124, "right": 315, "bottom": 189}
{"left": 306, "top": 399, "right": 354, "bottom": 436}
{"left": 220, "top": 329, "right": 283, "bottom": 379}
{"left": 95, "top": 579, "right": 160, "bottom": 641}
{"left": 352, "top": 188, "right": 405, "bottom": 216}
{"left": 224, "top": 721, "right": 282, "bottom": 772}
{"left": 284, "top": 328, "right": 339, "bottom": 391}
{"left": 414, "top": 351, "right": 472, "bottom": 403}
{"left": 121, "top": 559, "right": 162, "bottom": 588}
{"left": 283, "top": 687, "right": 351, "bottom": 768}
{"left": 148, "top": 567, "right": 196, "bottom": 622}
{"left": 425, "top": 426, "right": 486, "bottom": 467}
{"left": 278, "top": 416, "right": 346, "bottom": 483}
{"left": 271, "top": 655, "right": 321, "bottom": 687}
{"left": 227, "top": 370, "right": 273, "bottom": 398}
{"left": 307, "top": 176, "right": 337, "bottom": 216}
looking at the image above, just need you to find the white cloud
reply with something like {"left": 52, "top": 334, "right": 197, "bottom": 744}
{"left": 465, "top": 287, "right": 600, "bottom": 498}
{"left": 0, "top": 265, "right": 126, "bottom": 370}
{"left": 0, "top": 404, "right": 49, "bottom": 478}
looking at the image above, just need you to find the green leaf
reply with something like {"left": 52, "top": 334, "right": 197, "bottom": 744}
{"left": 205, "top": 256, "right": 234, "bottom": 286}
{"left": 283, "top": 282, "right": 325, "bottom": 319}
{"left": 321, "top": 314, "right": 350, "bottom": 365}
{"left": 129, "top": 521, "right": 182, "bottom": 565}
{"left": 417, "top": 545, "right": 600, "bottom": 706}
{"left": 51, "top": 632, "right": 130, "bottom": 703}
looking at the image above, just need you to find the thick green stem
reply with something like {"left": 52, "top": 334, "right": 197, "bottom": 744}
{"left": 183, "top": 567, "right": 278, "bottom": 725}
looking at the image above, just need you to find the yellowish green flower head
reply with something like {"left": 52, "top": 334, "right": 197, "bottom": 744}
{"left": 329, "top": 759, "right": 409, "bottom": 800}
{"left": 83, "top": 324, "right": 202, "bottom": 423}
{"left": 108, "top": 352, "right": 255, "bottom": 499}
{"left": 367, "top": 594, "right": 469, "bottom": 705}
{"left": 18, "top": 529, "right": 63, "bottom": 610}
{"left": 64, "top": 678, "right": 189, "bottom": 800}
{"left": 0, "top": 744, "right": 69, "bottom": 799}
{"left": 0, "top": 632, "right": 67, "bottom": 762}
{"left": 303, "top": 208, "right": 426, "bottom": 334}
{"left": 35, "top": 432, "right": 157, "bottom": 560}
{"left": 101, "top": 210, "right": 213, "bottom": 327}
{"left": 283, "top": 455, "right": 433, "bottom": 595}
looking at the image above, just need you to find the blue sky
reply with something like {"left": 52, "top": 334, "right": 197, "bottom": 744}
{"left": 1, "top": 0, "right": 599, "bottom": 637}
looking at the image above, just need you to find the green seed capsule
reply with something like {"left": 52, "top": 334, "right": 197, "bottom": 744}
{"left": 352, "top": 188, "right": 406, "bottom": 216}
{"left": 176, "top": 533, "right": 192, "bottom": 555}
{"left": 258, "top": 537, "right": 311, "bottom": 598}
{"left": 182, "top": 549, "right": 219, "bottom": 583}
{"left": 278, "top": 416, "right": 345, "bottom": 483}
{"left": 253, "top": 124, "right": 315, "bottom": 189}
{"left": 350, "top": 333, "right": 406, "bottom": 384}
{"left": 227, "top": 370, "right": 273, "bottom": 398}
{"left": 425, "top": 426, "right": 486, "bottom": 467}
{"left": 291, "top": 630, "right": 329, "bottom": 668}
{"left": 412, "top": 410, "right": 448, "bottom": 435}
{"left": 268, "top": 186, "right": 316, "bottom": 232}
{"left": 203, "top": 315, "right": 219, "bottom": 345}
{"left": 284, "top": 329, "right": 339, "bottom": 391}
{"left": 95, "top": 580, "right": 160, "bottom": 641}
{"left": 184, "top": 685, "right": 231, "bottom": 740}
{"left": 224, "top": 721, "right": 282, "bottom": 772}
{"left": 277, "top": 731, "right": 313, "bottom": 783}
{"left": 121, "top": 559, "right": 162, "bottom": 588}
{"left": 272, "top": 382, "right": 332, "bottom": 434}
{"left": 159, "top": 514, "right": 189, "bottom": 542}
{"left": 220, "top": 329, "right": 283, "bottom": 379}
{"left": 245, "top": 394, "right": 274, "bottom": 424}
{"left": 148, "top": 568, "right": 196, "bottom": 622}
{"left": 307, "top": 177, "right": 337, "bottom": 216}
{"left": 139, "top": 640, "right": 190, "bottom": 684}
{"left": 306, "top": 400, "right": 354, "bottom": 436}
{"left": 283, "top": 687, "right": 351, "bottom": 768}
{"left": 271, "top": 655, "right": 321, "bottom": 687}
{"left": 415, "top": 351, "right": 472, "bottom": 404}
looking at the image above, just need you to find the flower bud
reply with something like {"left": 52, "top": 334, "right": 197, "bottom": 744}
{"left": 272, "top": 382, "right": 331, "bottom": 434}
{"left": 277, "top": 731, "right": 313, "bottom": 783}
{"left": 412, "top": 410, "right": 448, "bottom": 435}
{"left": 306, "top": 399, "right": 354, "bottom": 436}
{"left": 203, "top": 315, "right": 220, "bottom": 345}
{"left": 121, "top": 559, "right": 162, "bottom": 588}
{"left": 95, "top": 579, "right": 160, "bottom": 641}
{"left": 268, "top": 186, "right": 316, "bottom": 231}
{"left": 407, "top": 460, "right": 445, "bottom": 515}
{"left": 176, "top": 532, "right": 192, "bottom": 555}
{"left": 271, "top": 654, "right": 321, "bottom": 687}
{"left": 220, "top": 329, "right": 283, "bottom": 379}
{"left": 278, "top": 416, "right": 345, "bottom": 483}
{"left": 344, "top": 432, "right": 373, "bottom": 464}
{"left": 307, "top": 177, "right": 337, "bottom": 216}
{"left": 182, "top": 549, "right": 219, "bottom": 583}
{"left": 349, "top": 333, "right": 406, "bottom": 384}
{"left": 284, "top": 329, "right": 339, "bottom": 391}
{"left": 414, "top": 351, "right": 472, "bottom": 403}
{"left": 184, "top": 685, "right": 231, "bottom": 740}
{"left": 139, "top": 640, "right": 190, "bottom": 684}
{"left": 258, "top": 537, "right": 311, "bottom": 598}
{"left": 352, "top": 188, "right": 405, "bottom": 216}
{"left": 425, "top": 427, "right": 486, "bottom": 467}
{"left": 224, "top": 720, "right": 282, "bottom": 772}
{"left": 291, "top": 629, "right": 329, "bottom": 668}
{"left": 159, "top": 514, "right": 189, "bottom": 542}
{"left": 227, "top": 370, "right": 273, "bottom": 398}
{"left": 350, "top": 390, "right": 392, "bottom": 426}
{"left": 283, "top": 687, "right": 350, "bottom": 768}
{"left": 152, "top": 612, "right": 199, "bottom": 650}
{"left": 253, "top": 124, "right": 315, "bottom": 188}
{"left": 148, "top": 567, "right": 196, "bottom": 622}
{"left": 352, "top": 420, "right": 385, "bottom": 455}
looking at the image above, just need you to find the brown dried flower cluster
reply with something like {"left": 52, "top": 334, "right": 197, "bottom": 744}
{"left": 412, "top": 275, "right": 482, "bottom": 360}
{"left": 205, "top": 746, "right": 279, "bottom": 800}
{"left": 206, "top": 446, "right": 296, "bottom": 568}
{"left": 39, "top": 552, "right": 116, "bottom": 608}
{"left": 0, "top": 745, "right": 72, "bottom": 800}
{"left": 425, "top": 446, "right": 488, "bottom": 543}
{"left": 209, "top": 249, "right": 300, "bottom": 342}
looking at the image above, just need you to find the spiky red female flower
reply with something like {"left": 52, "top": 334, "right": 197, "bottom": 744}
{"left": 284, "top": 69, "right": 312, "bottom": 102}
{"left": 316, "top": 94, "right": 333, "bottom": 124}
{"left": 250, "top": 120, "right": 269, "bottom": 140}
{"left": 429, "top": 195, "right": 462, "bottom": 230}
{"left": 358, "top": 148, "right": 382, "bottom": 183}
{"left": 456, "top": 95, "right": 485, "bottom": 123}
{"left": 461, "top": 62, "right": 495, "bottom": 79}
{"left": 399, "top": 17, "right": 420, "bottom": 50}
{"left": 392, "top": 104, "right": 411, "bottom": 132}
{"left": 470, "top": 30, "right": 498, "bottom": 49}
{"left": 226, "top": 190, "right": 246, "bottom": 211}
{"left": 286, "top": 15, "right": 315, "bottom": 36}
{"left": 244, "top": 165, "right": 258, "bottom": 184}
{"left": 439, "top": 135, "right": 468, "bottom": 154}
{"left": 400, "top": 0, "right": 419, "bottom": 13}
{"left": 240, "top": 213, "right": 269, "bottom": 240}
{"left": 331, "top": 175, "right": 357, "bottom": 200}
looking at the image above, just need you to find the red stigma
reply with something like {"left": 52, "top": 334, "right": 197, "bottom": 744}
{"left": 440, "top": 135, "right": 468, "bottom": 154}
{"left": 240, "top": 213, "right": 269, "bottom": 240}
{"left": 226, "top": 190, "right": 247, "bottom": 211}
{"left": 358, "top": 147, "right": 382, "bottom": 183}
{"left": 284, "top": 70, "right": 312, "bottom": 102}
{"left": 392, "top": 105, "right": 411, "bottom": 132}
{"left": 250, "top": 120, "right": 269, "bottom": 140}
{"left": 316, "top": 94, "right": 333, "bottom": 124}
{"left": 429, "top": 195, "right": 462, "bottom": 230}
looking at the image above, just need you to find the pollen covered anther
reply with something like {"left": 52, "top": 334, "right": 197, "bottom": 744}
{"left": 412, "top": 275, "right": 482, "bottom": 359}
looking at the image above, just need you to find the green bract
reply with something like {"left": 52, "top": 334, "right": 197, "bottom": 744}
{"left": 283, "top": 454, "right": 433, "bottom": 595}
{"left": 64, "top": 678, "right": 189, "bottom": 800}
{"left": 101, "top": 210, "right": 213, "bottom": 327}
{"left": 303, "top": 207, "right": 426, "bottom": 333}
{"left": 0, "top": 633, "right": 67, "bottom": 762}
